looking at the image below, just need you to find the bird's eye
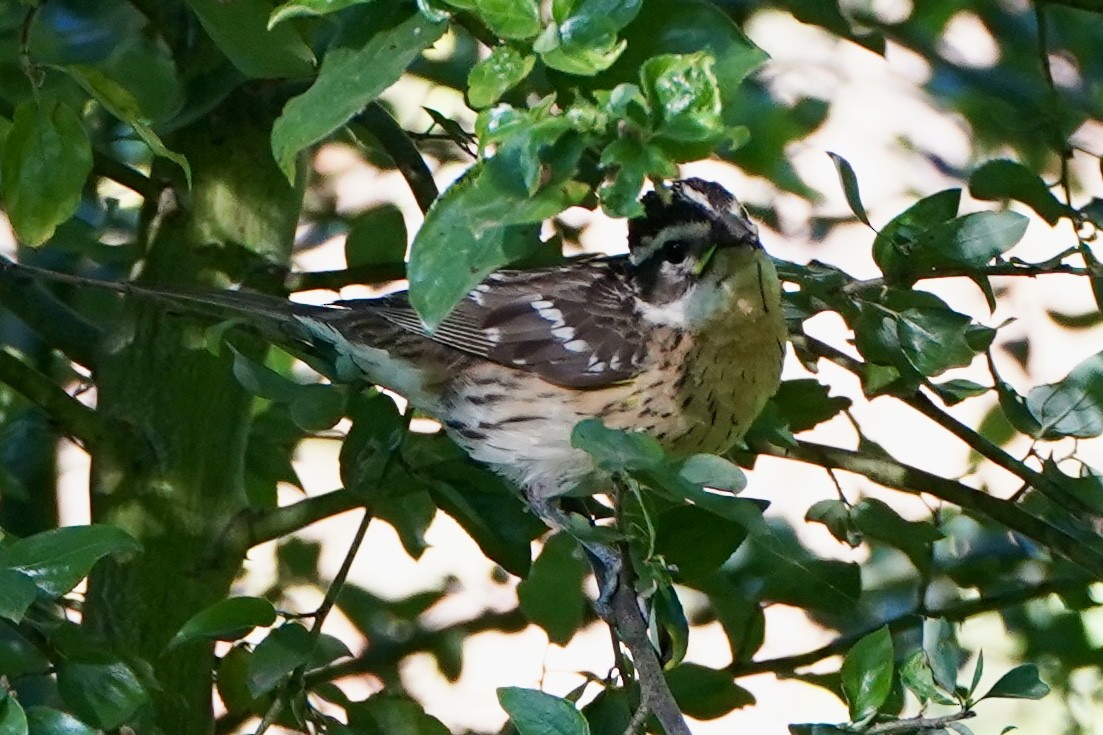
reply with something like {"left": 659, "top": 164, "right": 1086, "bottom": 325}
{"left": 663, "top": 240, "right": 688, "bottom": 264}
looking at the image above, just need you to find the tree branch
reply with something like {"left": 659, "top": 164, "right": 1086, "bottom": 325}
{"left": 729, "top": 576, "right": 1087, "bottom": 678}
{"left": 867, "top": 710, "right": 975, "bottom": 735}
{"left": 351, "top": 103, "right": 439, "bottom": 215}
{"left": 0, "top": 257, "right": 103, "bottom": 369}
{"left": 0, "top": 349, "right": 114, "bottom": 456}
{"left": 93, "top": 150, "right": 160, "bottom": 200}
{"left": 219, "top": 488, "right": 365, "bottom": 558}
{"left": 752, "top": 437, "right": 1103, "bottom": 577}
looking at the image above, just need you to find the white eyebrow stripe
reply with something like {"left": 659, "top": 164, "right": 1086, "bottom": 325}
{"left": 630, "top": 220, "right": 711, "bottom": 265}
{"left": 677, "top": 184, "right": 715, "bottom": 212}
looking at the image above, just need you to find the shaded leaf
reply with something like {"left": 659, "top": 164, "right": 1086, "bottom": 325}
{"left": 517, "top": 533, "right": 587, "bottom": 644}
{"left": 269, "top": 0, "right": 373, "bottom": 26}
{"left": 25, "top": 707, "right": 97, "bottom": 735}
{"left": 805, "top": 499, "right": 860, "bottom": 547}
{"left": 852, "top": 498, "right": 941, "bottom": 572}
{"left": 872, "top": 189, "right": 960, "bottom": 282}
{"left": 677, "top": 453, "right": 746, "bottom": 493}
{"left": 247, "top": 623, "right": 314, "bottom": 697}
{"left": 0, "top": 569, "right": 38, "bottom": 623}
{"left": 571, "top": 419, "right": 664, "bottom": 472}
{"left": 655, "top": 505, "right": 748, "bottom": 582}
{"left": 0, "top": 693, "right": 26, "bottom": 735}
{"left": 346, "top": 205, "right": 407, "bottom": 267}
{"left": 1025, "top": 350, "right": 1103, "bottom": 438}
{"left": 0, "top": 525, "right": 141, "bottom": 598}
{"left": 186, "top": 0, "right": 315, "bottom": 78}
{"left": 666, "top": 664, "right": 754, "bottom": 719}
{"left": 827, "top": 152, "right": 870, "bottom": 226}
{"left": 498, "top": 687, "right": 590, "bottom": 735}
{"left": 900, "top": 651, "right": 956, "bottom": 706}
{"left": 923, "top": 618, "right": 962, "bottom": 694}
{"left": 347, "top": 694, "right": 451, "bottom": 735}
{"left": 980, "top": 664, "right": 1051, "bottom": 701}
{"left": 969, "top": 159, "right": 1069, "bottom": 224}
{"left": 56, "top": 660, "right": 148, "bottom": 730}
{"left": 169, "top": 596, "right": 277, "bottom": 648}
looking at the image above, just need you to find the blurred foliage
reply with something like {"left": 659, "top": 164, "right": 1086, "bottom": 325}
{"left": 1, "top": 0, "right": 1103, "bottom": 734}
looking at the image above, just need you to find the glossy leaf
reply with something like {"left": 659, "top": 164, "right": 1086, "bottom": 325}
{"left": 900, "top": 651, "right": 955, "bottom": 706}
{"left": 969, "top": 159, "right": 1069, "bottom": 224}
{"left": 186, "top": 0, "right": 314, "bottom": 78}
{"left": 61, "top": 65, "right": 190, "bottom": 185}
{"left": 0, "top": 693, "right": 26, "bottom": 735}
{"left": 467, "top": 46, "right": 536, "bottom": 109}
{"left": 25, "top": 707, "right": 97, "bottom": 735}
{"left": 169, "top": 596, "right": 277, "bottom": 648}
{"left": 246, "top": 623, "right": 314, "bottom": 697}
{"left": 0, "top": 568, "right": 38, "bottom": 623}
{"left": 770, "top": 379, "right": 851, "bottom": 433}
{"left": 852, "top": 498, "right": 941, "bottom": 572}
{"left": 841, "top": 625, "right": 894, "bottom": 722}
{"left": 56, "top": 660, "right": 149, "bottom": 730}
{"left": 923, "top": 618, "right": 962, "bottom": 694}
{"left": 911, "top": 211, "right": 1029, "bottom": 270}
{"left": 666, "top": 663, "right": 755, "bottom": 719}
{"left": 475, "top": 0, "right": 541, "bottom": 40}
{"left": 805, "top": 499, "right": 860, "bottom": 547}
{"left": 271, "top": 6, "right": 447, "bottom": 180}
{"left": 655, "top": 505, "right": 749, "bottom": 582}
{"left": 641, "top": 53, "right": 724, "bottom": 144}
{"left": 498, "top": 687, "right": 590, "bottom": 735}
{"left": 571, "top": 418, "right": 664, "bottom": 472}
{"left": 517, "top": 533, "right": 587, "bottom": 644}
{"left": 827, "top": 152, "right": 870, "bottom": 226}
{"left": 0, "top": 525, "right": 140, "bottom": 598}
{"left": 980, "top": 664, "right": 1051, "bottom": 701}
{"left": 896, "top": 307, "right": 982, "bottom": 377}
{"left": 872, "top": 189, "right": 960, "bottom": 281}
{"left": 0, "top": 101, "right": 92, "bottom": 246}
{"left": 1025, "top": 350, "right": 1103, "bottom": 438}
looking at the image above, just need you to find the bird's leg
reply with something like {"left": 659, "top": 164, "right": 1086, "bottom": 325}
{"left": 525, "top": 494, "right": 623, "bottom": 619}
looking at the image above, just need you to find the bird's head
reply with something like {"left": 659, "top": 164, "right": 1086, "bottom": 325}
{"left": 627, "top": 178, "right": 760, "bottom": 308}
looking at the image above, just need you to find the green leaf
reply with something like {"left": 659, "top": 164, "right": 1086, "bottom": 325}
{"left": 247, "top": 623, "right": 315, "bottom": 697}
{"left": 805, "top": 499, "right": 860, "bottom": 547}
{"left": 969, "top": 159, "right": 1069, "bottom": 224}
{"left": 185, "top": 0, "right": 315, "bottom": 78}
{"left": 474, "top": 0, "right": 541, "bottom": 39}
{"left": 0, "top": 568, "right": 38, "bottom": 623}
{"left": 346, "top": 694, "right": 451, "bottom": 735}
{"left": 841, "top": 625, "right": 894, "bottom": 722}
{"left": 827, "top": 152, "right": 870, "bottom": 226}
{"left": 677, "top": 454, "right": 746, "bottom": 493}
{"left": 598, "top": 136, "right": 677, "bottom": 218}
{"left": 169, "top": 596, "right": 277, "bottom": 648}
{"left": 0, "top": 525, "right": 140, "bottom": 598}
{"left": 851, "top": 498, "right": 941, "bottom": 572}
{"left": 517, "top": 533, "right": 587, "bottom": 644}
{"left": 653, "top": 583, "right": 689, "bottom": 666}
{"left": 872, "top": 189, "right": 960, "bottom": 282}
{"left": 407, "top": 148, "right": 586, "bottom": 325}
{"left": 340, "top": 393, "right": 405, "bottom": 494}
{"left": 640, "top": 52, "right": 724, "bottom": 145}
{"left": 923, "top": 618, "right": 962, "bottom": 694}
{"left": 346, "top": 204, "right": 408, "bottom": 268}
{"left": 269, "top": 0, "right": 374, "bottom": 26}
{"left": 0, "top": 693, "right": 27, "bottom": 735}
{"left": 0, "top": 101, "right": 92, "bottom": 246}
{"left": 770, "top": 379, "right": 851, "bottom": 433}
{"left": 61, "top": 65, "right": 191, "bottom": 186}
{"left": 288, "top": 383, "right": 347, "bottom": 432}
{"left": 666, "top": 663, "right": 755, "bottom": 719}
{"left": 931, "top": 378, "right": 990, "bottom": 406}
{"left": 900, "top": 651, "right": 956, "bottom": 706}
{"left": 1025, "top": 350, "right": 1103, "bottom": 438}
{"left": 911, "top": 211, "right": 1029, "bottom": 271}
{"left": 56, "top": 660, "right": 149, "bottom": 730}
{"left": 498, "top": 687, "right": 590, "bottom": 735}
{"left": 570, "top": 419, "right": 664, "bottom": 473}
{"left": 271, "top": 6, "right": 447, "bottom": 180}
{"left": 896, "top": 307, "right": 980, "bottom": 377}
{"left": 25, "top": 707, "right": 97, "bottom": 735}
{"left": 426, "top": 462, "right": 545, "bottom": 576}
{"left": 655, "top": 505, "right": 749, "bottom": 582}
{"left": 467, "top": 46, "right": 536, "bottom": 109}
{"left": 980, "top": 664, "right": 1050, "bottom": 701}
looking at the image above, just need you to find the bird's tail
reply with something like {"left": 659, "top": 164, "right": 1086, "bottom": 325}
{"left": 0, "top": 255, "right": 331, "bottom": 348}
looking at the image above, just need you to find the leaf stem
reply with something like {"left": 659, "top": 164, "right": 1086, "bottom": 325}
{"left": 351, "top": 103, "right": 439, "bottom": 214}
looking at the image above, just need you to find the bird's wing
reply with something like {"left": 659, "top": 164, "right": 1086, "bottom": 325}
{"left": 334, "top": 259, "right": 651, "bottom": 389}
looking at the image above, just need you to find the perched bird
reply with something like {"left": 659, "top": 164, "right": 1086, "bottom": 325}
{"left": 4, "top": 178, "right": 787, "bottom": 602}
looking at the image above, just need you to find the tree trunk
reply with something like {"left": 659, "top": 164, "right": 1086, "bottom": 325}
{"left": 82, "top": 92, "right": 302, "bottom": 735}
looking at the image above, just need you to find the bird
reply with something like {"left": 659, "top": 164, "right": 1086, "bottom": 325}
{"left": 3, "top": 178, "right": 787, "bottom": 607}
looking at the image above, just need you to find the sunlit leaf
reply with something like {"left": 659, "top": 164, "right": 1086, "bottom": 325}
{"left": 498, "top": 687, "right": 590, "bottom": 735}
{"left": 969, "top": 159, "right": 1070, "bottom": 224}
{"left": 980, "top": 664, "right": 1050, "bottom": 701}
{"left": 186, "top": 0, "right": 315, "bottom": 78}
{"left": 0, "top": 525, "right": 141, "bottom": 598}
{"left": 841, "top": 626, "right": 894, "bottom": 722}
{"left": 169, "top": 596, "right": 277, "bottom": 648}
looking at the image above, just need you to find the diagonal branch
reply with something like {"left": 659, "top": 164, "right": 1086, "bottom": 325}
{"left": 752, "top": 437, "right": 1103, "bottom": 578}
{"left": 218, "top": 488, "right": 366, "bottom": 559}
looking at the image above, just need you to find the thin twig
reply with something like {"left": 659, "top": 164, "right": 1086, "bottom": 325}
{"left": 867, "top": 710, "right": 976, "bottom": 735}
{"left": 218, "top": 488, "right": 365, "bottom": 559}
